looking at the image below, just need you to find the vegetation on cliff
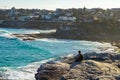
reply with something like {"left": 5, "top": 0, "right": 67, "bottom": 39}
{"left": 55, "top": 21, "right": 120, "bottom": 48}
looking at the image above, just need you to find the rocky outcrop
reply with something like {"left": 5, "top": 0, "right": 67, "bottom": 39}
{"left": 35, "top": 52, "right": 120, "bottom": 80}
{"left": 35, "top": 62, "right": 70, "bottom": 80}
{"left": 11, "top": 33, "right": 56, "bottom": 41}
{"left": 61, "top": 60, "right": 120, "bottom": 80}
{"left": 84, "top": 52, "right": 120, "bottom": 61}
{"left": 11, "top": 34, "right": 37, "bottom": 41}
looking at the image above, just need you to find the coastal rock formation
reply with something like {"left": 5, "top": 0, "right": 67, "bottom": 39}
{"left": 35, "top": 52, "right": 120, "bottom": 80}
{"left": 11, "top": 33, "right": 56, "bottom": 41}
{"left": 35, "top": 62, "right": 70, "bottom": 80}
{"left": 61, "top": 60, "right": 120, "bottom": 80}
{"left": 84, "top": 52, "right": 118, "bottom": 61}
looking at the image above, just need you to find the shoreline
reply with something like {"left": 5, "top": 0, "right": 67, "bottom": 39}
{"left": 10, "top": 32, "right": 120, "bottom": 55}
{"left": 0, "top": 21, "right": 120, "bottom": 48}
{"left": 11, "top": 32, "right": 120, "bottom": 50}
{"left": 0, "top": 28, "right": 120, "bottom": 79}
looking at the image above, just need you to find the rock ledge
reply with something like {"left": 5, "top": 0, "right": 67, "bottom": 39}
{"left": 35, "top": 52, "right": 120, "bottom": 80}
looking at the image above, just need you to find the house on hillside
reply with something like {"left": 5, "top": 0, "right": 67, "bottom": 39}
{"left": 58, "top": 16, "right": 76, "bottom": 22}
{"left": 41, "top": 14, "right": 52, "bottom": 20}
{"left": 65, "top": 12, "right": 73, "bottom": 16}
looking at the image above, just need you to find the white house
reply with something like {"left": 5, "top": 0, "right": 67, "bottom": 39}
{"left": 41, "top": 14, "right": 52, "bottom": 20}
{"left": 65, "top": 13, "right": 73, "bottom": 16}
{"left": 58, "top": 16, "right": 76, "bottom": 22}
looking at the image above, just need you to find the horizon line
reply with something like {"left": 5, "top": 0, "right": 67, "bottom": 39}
{"left": 0, "top": 7, "right": 120, "bottom": 10}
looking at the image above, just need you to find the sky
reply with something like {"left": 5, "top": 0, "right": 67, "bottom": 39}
{"left": 0, "top": 0, "right": 120, "bottom": 10}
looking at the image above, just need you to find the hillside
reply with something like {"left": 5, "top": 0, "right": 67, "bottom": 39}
{"left": 55, "top": 21, "right": 120, "bottom": 48}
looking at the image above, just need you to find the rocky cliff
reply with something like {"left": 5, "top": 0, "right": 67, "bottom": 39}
{"left": 55, "top": 22, "right": 120, "bottom": 48}
{"left": 55, "top": 22, "right": 120, "bottom": 41}
{"left": 35, "top": 52, "right": 120, "bottom": 80}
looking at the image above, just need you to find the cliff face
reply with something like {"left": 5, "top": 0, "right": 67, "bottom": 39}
{"left": 55, "top": 22, "right": 120, "bottom": 48}
{"left": 55, "top": 22, "right": 120, "bottom": 41}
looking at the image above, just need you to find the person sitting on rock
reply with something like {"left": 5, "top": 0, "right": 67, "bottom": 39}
{"left": 74, "top": 50, "right": 84, "bottom": 62}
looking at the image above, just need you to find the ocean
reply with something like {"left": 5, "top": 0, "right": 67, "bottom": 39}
{"left": 0, "top": 28, "right": 115, "bottom": 80}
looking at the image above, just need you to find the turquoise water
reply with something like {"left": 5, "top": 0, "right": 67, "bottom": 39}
{"left": 0, "top": 37, "right": 53, "bottom": 67}
{"left": 0, "top": 28, "right": 114, "bottom": 79}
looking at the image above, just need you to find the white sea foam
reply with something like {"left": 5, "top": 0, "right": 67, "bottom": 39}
{"left": 14, "top": 29, "right": 56, "bottom": 34}
{"left": 0, "top": 30, "right": 9, "bottom": 33}
{"left": 37, "top": 38, "right": 67, "bottom": 43}
{"left": 18, "top": 58, "right": 55, "bottom": 73}
{"left": 0, "top": 28, "right": 56, "bottom": 34}
{"left": 0, "top": 30, "right": 9, "bottom": 35}
{"left": 0, "top": 28, "right": 56, "bottom": 39}
{"left": 37, "top": 38, "right": 105, "bottom": 47}
{"left": 39, "top": 29, "right": 56, "bottom": 33}
{"left": 33, "top": 38, "right": 116, "bottom": 54}
{"left": 0, "top": 58, "right": 55, "bottom": 80}
{"left": 0, "top": 30, "right": 15, "bottom": 38}
{"left": 37, "top": 38, "right": 88, "bottom": 43}
{"left": 0, "top": 33, "right": 16, "bottom": 38}
{"left": 0, "top": 67, "right": 35, "bottom": 80}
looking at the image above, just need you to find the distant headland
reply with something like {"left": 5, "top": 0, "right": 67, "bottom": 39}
{"left": 0, "top": 7, "right": 120, "bottom": 48}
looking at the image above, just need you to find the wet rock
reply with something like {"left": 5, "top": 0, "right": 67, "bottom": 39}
{"left": 35, "top": 62, "right": 70, "bottom": 80}
{"left": 22, "top": 37, "right": 36, "bottom": 41}
{"left": 11, "top": 34, "right": 37, "bottom": 41}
